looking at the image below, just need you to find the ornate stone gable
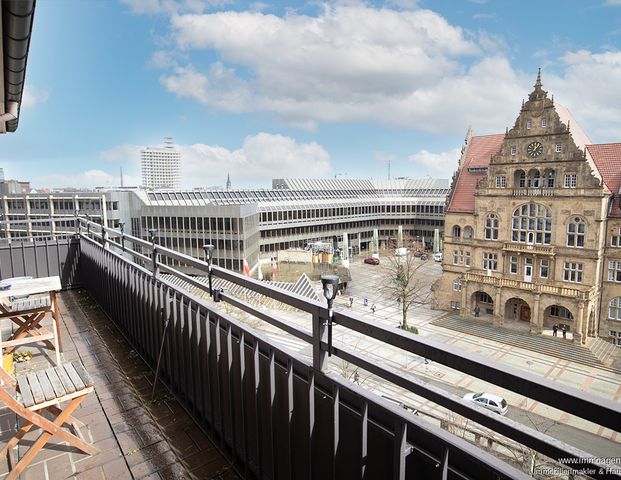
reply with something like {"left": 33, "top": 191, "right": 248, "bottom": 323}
{"left": 483, "top": 70, "right": 601, "bottom": 191}
{"left": 490, "top": 70, "right": 586, "bottom": 166}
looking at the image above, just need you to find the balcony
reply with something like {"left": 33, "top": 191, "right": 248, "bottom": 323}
{"left": 462, "top": 272, "right": 592, "bottom": 300}
{"left": 502, "top": 242, "right": 556, "bottom": 256}
{"left": 1, "top": 217, "right": 619, "bottom": 479}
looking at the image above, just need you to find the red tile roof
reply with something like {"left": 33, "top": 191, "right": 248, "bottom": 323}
{"left": 446, "top": 137, "right": 621, "bottom": 216}
{"left": 587, "top": 143, "right": 621, "bottom": 217}
{"left": 446, "top": 134, "right": 504, "bottom": 213}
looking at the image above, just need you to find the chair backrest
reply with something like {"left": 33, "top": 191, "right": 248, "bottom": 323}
{"left": 0, "top": 362, "right": 16, "bottom": 390}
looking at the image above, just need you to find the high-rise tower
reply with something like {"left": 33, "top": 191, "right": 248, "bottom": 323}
{"left": 141, "top": 137, "right": 181, "bottom": 189}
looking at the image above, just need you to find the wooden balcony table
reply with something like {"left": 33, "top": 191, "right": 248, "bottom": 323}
{"left": 0, "top": 276, "right": 62, "bottom": 365}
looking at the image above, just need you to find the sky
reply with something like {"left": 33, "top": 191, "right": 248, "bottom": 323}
{"left": 1, "top": 0, "right": 620, "bottom": 190}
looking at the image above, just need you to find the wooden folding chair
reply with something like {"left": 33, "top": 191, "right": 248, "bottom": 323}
{"left": 0, "top": 361, "right": 98, "bottom": 479}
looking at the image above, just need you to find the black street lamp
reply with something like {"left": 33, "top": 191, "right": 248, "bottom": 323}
{"left": 203, "top": 244, "right": 215, "bottom": 299}
{"left": 321, "top": 274, "right": 339, "bottom": 357}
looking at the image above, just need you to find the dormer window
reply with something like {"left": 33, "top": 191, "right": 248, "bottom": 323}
{"left": 541, "top": 119, "right": 547, "bottom": 127}
{"left": 511, "top": 146, "right": 517, "bottom": 156}
{"left": 555, "top": 143, "right": 562, "bottom": 153}
{"left": 526, "top": 119, "right": 532, "bottom": 129}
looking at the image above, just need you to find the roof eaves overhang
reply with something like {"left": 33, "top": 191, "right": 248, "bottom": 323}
{"left": 1, "top": 0, "right": 36, "bottom": 134}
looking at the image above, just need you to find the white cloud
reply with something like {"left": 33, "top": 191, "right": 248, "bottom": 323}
{"left": 143, "top": 4, "right": 621, "bottom": 141}
{"left": 606, "top": 0, "right": 621, "bottom": 5}
{"left": 408, "top": 147, "right": 462, "bottom": 177}
{"left": 99, "top": 144, "right": 143, "bottom": 164}
{"left": 155, "top": 5, "right": 498, "bottom": 134}
{"left": 120, "top": 0, "right": 210, "bottom": 15}
{"left": 544, "top": 50, "right": 621, "bottom": 141}
{"left": 180, "top": 133, "right": 332, "bottom": 187}
{"left": 92, "top": 133, "right": 331, "bottom": 189}
{"left": 21, "top": 85, "right": 50, "bottom": 108}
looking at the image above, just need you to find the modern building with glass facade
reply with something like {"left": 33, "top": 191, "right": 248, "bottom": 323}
{"left": 1, "top": 178, "right": 448, "bottom": 272}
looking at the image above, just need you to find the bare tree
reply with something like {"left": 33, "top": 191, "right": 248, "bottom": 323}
{"left": 503, "top": 413, "right": 563, "bottom": 478}
{"left": 381, "top": 245, "right": 431, "bottom": 331}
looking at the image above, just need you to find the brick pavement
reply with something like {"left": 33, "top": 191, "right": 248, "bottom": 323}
{"left": 1, "top": 289, "right": 238, "bottom": 480}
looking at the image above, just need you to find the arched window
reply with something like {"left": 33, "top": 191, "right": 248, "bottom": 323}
{"left": 544, "top": 169, "right": 555, "bottom": 188}
{"left": 452, "top": 225, "right": 461, "bottom": 238}
{"left": 485, "top": 214, "right": 499, "bottom": 240}
{"left": 511, "top": 203, "right": 552, "bottom": 245}
{"left": 515, "top": 170, "right": 526, "bottom": 188}
{"left": 527, "top": 169, "right": 541, "bottom": 188}
{"left": 609, "top": 297, "right": 621, "bottom": 321}
{"left": 464, "top": 226, "right": 473, "bottom": 239}
{"left": 567, "top": 217, "right": 586, "bottom": 248}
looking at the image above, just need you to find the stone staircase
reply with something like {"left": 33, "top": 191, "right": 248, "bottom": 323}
{"left": 587, "top": 337, "right": 621, "bottom": 370}
{"left": 430, "top": 315, "right": 621, "bottom": 374}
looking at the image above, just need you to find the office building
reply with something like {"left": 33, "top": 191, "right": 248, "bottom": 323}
{"left": 1, "top": 178, "right": 448, "bottom": 272}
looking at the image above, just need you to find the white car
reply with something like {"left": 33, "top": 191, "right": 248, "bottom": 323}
{"left": 433, "top": 253, "right": 442, "bottom": 262}
{"left": 463, "top": 392, "right": 508, "bottom": 415}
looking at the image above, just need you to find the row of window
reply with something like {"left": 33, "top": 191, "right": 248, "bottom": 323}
{"left": 452, "top": 207, "right": 584, "bottom": 247}
{"left": 452, "top": 250, "right": 585, "bottom": 283}
{"left": 495, "top": 169, "right": 577, "bottom": 189}
{"left": 142, "top": 215, "right": 243, "bottom": 234}
{"left": 454, "top": 251, "right": 621, "bottom": 285}
{"left": 259, "top": 204, "right": 443, "bottom": 223}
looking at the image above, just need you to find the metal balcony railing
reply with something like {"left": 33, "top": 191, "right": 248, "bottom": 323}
{"left": 1, "top": 216, "right": 620, "bottom": 480}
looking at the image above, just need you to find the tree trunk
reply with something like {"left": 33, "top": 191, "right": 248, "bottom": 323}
{"left": 402, "top": 305, "right": 408, "bottom": 329}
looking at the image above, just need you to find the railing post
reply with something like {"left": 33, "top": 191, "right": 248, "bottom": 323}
{"left": 312, "top": 308, "right": 327, "bottom": 371}
{"left": 119, "top": 221, "right": 125, "bottom": 252}
{"left": 149, "top": 229, "right": 159, "bottom": 280}
{"left": 74, "top": 210, "right": 80, "bottom": 236}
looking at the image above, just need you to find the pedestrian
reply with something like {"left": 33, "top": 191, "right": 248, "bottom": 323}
{"left": 371, "top": 303, "right": 376, "bottom": 314}
{"left": 364, "top": 298, "right": 368, "bottom": 307}
{"left": 349, "top": 296, "right": 354, "bottom": 308}
{"left": 561, "top": 324, "right": 567, "bottom": 339}
{"left": 474, "top": 305, "right": 480, "bottom": 318}
{"left": 552, "top": 324, "right": 558, "bottom": 337}
{"left": 396, "top": 297, "right": 401, "bottom": 307}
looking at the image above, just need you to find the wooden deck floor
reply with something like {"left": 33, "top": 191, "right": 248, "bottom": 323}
{"left": 1, "top": 289, "right": 239, "bottom": 480}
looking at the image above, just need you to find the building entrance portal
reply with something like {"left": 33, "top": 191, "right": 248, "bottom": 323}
{"left": 472, "top": 291, "right": 494, "bottom": 317}
{"left": 505, "top": 298, "right": 531, "bottom": 324}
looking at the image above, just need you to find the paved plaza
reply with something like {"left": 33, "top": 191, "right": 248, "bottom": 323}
{"left": 251, "top": 253, "right": 621, "bottom": 458}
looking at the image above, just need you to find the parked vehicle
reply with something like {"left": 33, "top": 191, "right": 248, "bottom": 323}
{"left": 364, "top": 257, "right": 380, "bottom": 265}
{"left": 413, "top": 251, "right": 422, "bottom": 257}
{"left": 433, "top": 253, "right": 442, "bottom": 262}
{"left": 420, "top": 253, "right": 428, "bottom": 260}
{"left": 462, "top": 392, "right": 508, "bottom": 415}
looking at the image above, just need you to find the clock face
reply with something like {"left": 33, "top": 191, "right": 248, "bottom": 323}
{"left": 526, "top": 141, "right": 543, "bottom": 158}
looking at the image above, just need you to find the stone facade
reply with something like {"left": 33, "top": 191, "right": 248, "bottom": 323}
{"left": 433, "top": 71, "right": 621, "bottom": 345}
